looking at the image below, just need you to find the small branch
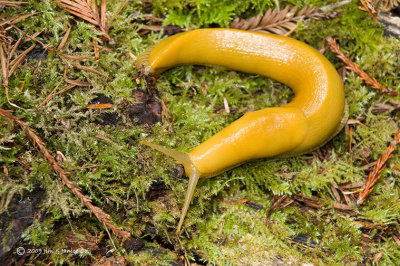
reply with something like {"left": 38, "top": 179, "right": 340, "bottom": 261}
{"left": 326, "top": 36, "right": 397, "bottom": 96}
{"left": 230, "top": 5, "right": 342, "bottom": 36}
{"left": 357, "top": 130, "right": 400, "bottom": 206}
{"left": 0, "top": 108, "right": 131, "bottom": 239}
{"left": 0, "top": 1, "right": 27, "bottom": 5}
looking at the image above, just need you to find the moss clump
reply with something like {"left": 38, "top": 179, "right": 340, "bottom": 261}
{"left": 1, "top": 0, "right": 399, "bottom": 264}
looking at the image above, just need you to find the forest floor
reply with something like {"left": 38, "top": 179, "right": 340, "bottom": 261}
{"left": 1, "top": 0, "right": 400, "bottom": 265}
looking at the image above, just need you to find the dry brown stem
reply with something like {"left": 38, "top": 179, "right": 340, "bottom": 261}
{"left": 0, "top": 27, "right": 35, "bottom": 109}
{"left": 326, "top": 36, "right": 397, "bottom": 96}
{"left": 57, "top": 27, "right": 72, "bottom": 50}
{"left": 357, "top": 130, "right": 400, "bottom": 206}
{"left": 0, "top": 108, "right": 131, "bottom": 239}
{"left": 56, "top": 0, "right": 114, "bottom": 44}
{"left": 359, "top": 0, "right": 378, "bottom": 22}
{"left": 0, "top": 1, "right": 27, "bottom": 7}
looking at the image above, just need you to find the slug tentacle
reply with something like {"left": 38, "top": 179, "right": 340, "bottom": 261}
{"left": 140, "top": 140, "right": 201, "bottom": 234}
{"left": 176, "top": 168, "right": 200, "bottom": 235}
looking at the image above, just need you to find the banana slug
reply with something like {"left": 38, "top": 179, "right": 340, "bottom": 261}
{"left": 135, "top": 29, "right": 346, "bottom": 234}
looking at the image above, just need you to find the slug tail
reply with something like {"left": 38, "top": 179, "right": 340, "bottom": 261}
{"left": 140, "top": 140, "right": 201, "bottom": 234}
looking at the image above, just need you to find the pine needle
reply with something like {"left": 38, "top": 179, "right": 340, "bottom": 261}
{"left": 57, "top": 27, "right": 71, "bottom": 50}
{"left": 56, "top": 0, "right": 114, "bottom": 44}
{"left": 0, "top": 1, "right": 27, "bottom": 8}
{"left": 72, "top": 63, "right": 109, "bottom": 79}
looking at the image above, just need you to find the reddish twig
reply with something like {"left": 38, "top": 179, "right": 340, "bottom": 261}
{"left": 0, "top": 108, "right": 131, "bottom": 239}
{"left": 359, "top": 0, "right": 378, "bottom": 22}
{"left": 357, "top": 130, "right": 400, "bottom": 206}
{"left": 326, "top": 36, "right": 397, "bottom": 96}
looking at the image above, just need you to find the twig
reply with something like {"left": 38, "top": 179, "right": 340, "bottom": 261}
{"left": 326, "top": 36, "right": 397, "bottom": 96}
{"left": 72, "top": 63, "right": 109, "bottom": 79}
{"left": 0, "top": 108, "right": 131, "bottom": 239}
{"left": 359, "top": 0, "right": 378, "bottom": 22}
{"left": 0, "top": 1, "right": 27, "bottom": 7}
{"left": 266, "top": 195, "right": 294, "bottom": 221}
{"left": 93, "top": 39, "right": 99, "bottom": 59}
{"left": 109, "top": 0, "right": 130, "bottom": 25}
{"left": 65, "top": 78, "right": 91, "bottom": 87}
{"left": 357, "top": 130, "right": 400, "bottom": 206}
{"left": 230, "top": 5, "right": 342, "bottom": 35}
{"left": 55, "top": 84, "right": 76, "bottom": 95}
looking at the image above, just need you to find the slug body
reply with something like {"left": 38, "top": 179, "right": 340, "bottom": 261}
{"left": 136, "top": 29, "right": 345, "bottom": 234}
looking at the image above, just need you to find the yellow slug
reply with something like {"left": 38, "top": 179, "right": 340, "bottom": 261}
{"left": 135, "top": 29, "right": 346, "bottom": 234}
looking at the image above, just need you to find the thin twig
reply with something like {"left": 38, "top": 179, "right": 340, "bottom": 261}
{"left": 359, "top": 0, "right": 378, "bottom": 22}
{"left": 357, "top": 130, "right": 400, "bottom": 206}
{"left": 326, "top": 36, "right": 397, "bottom": 96}
{"left": 0, "top": 108, "right": 131, "bottom": 239}
{"left": 57, "top": 27, "right": 72, "bottom": 51}
{"left": 0, "top": 1, "right": 28, "bottom": 7}
{"left": 73, "top": 63, "right": 109, "bottom": 79}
